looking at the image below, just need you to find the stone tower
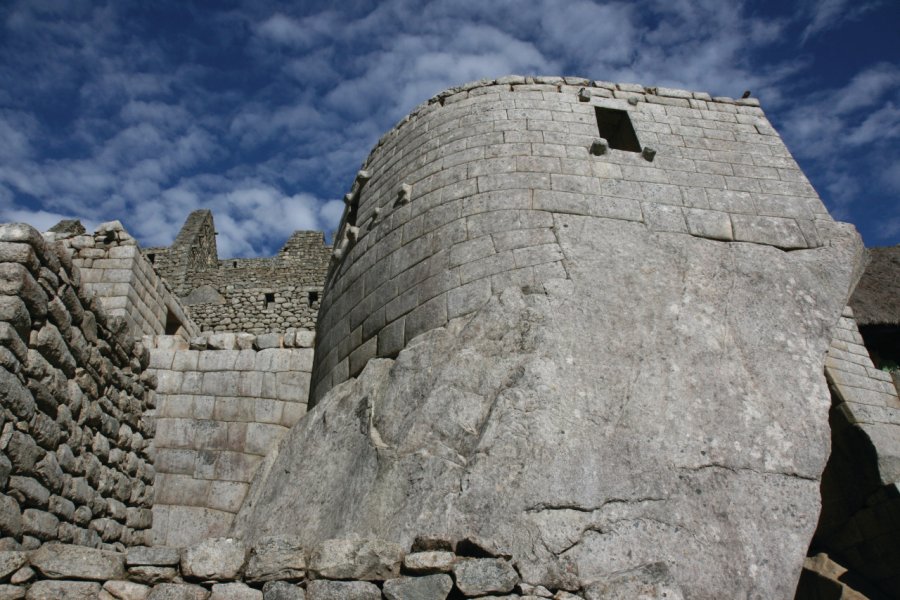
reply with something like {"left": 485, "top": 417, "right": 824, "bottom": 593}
{"left": 234, "top": 77, "right": 865, "bottom": 598}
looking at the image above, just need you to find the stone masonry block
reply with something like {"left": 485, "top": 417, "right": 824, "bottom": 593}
{"left": 448, "top": 278, "right": 492, "bottom": 319}
{"left": 685, "top": 208, "right": 734, "bottom": 241}
{"left": 405, "top": 294, "right": 447, "bottom": 344}
{"left": 731, "top": 215, "right": 808, "bottom": 249}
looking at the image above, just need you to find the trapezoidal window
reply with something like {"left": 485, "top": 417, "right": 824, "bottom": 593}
{"left": 595, "top": 107, "right": 641, "bottom": 152}
{"left": 264, "top": 293, "right": 275, "bottom": 309}
{"left": 164, "top": 308, "right": 183, "bottom": 335}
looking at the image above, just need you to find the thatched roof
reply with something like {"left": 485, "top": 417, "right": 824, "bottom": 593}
{"left": 849, "top": 246, "right": 900, "bottom": 326}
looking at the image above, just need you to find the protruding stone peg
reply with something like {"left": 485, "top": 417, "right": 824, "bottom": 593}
{"left": 373, "top": 207, "right": 382, "bottom": 218}
{"left": 578, "top": 88, "right": 591, "bottom": 102}
{"left": 590, "top": 138, "right": 609, "bottom": 156}
{"left": 641, "top": 146, "right": 657, "bottom": 162}
{"left": 344, "top": 193, "right": 355, "bottom": 205}
{"left": 356, "top": 170, "right": 372, "bottom": 183}
{"left": 628, "top": 96, "right": 639, "bottom": 106}
{"left": 397, "top": 183, "right": 412, "bottom": 205}
{"left": 347, "top": 226, "right": 360, "bottom": 242}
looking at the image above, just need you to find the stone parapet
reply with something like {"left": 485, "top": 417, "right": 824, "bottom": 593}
{"left": 0, "top": 223, "right": 155, "bottom": 551}
{"left": 310, "top": 75, "right": 835, "bottom": 403}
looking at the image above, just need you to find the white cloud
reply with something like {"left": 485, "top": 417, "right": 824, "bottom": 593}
{"left": 800, "top": 0, "right": 877, "bottom": 42}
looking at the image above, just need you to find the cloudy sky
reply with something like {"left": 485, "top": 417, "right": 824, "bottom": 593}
{"left": 0, "top": 0, "right": 897, "bottom": 257}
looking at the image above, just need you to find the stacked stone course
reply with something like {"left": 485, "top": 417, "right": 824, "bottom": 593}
{"left": 0, "top": 224, "right": 155, "bottom": 552}
{"left": 48, "top": 221, "right": 196, "bottom": 341}
{"left": 0, "top": 535, "right": 636, "bottom": 599}
{"left": 146, "top": 331, "right": 315, "bottom": 547}
{"left": 311, "top": 75, "right": 832, "bottom": 403}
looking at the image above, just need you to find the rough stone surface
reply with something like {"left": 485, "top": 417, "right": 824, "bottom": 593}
{"left": 307, "top": 538, "right": 402, "bottom": 581}
{"left": 103, "top": 579, "right": 151, "bottom": 600}
{"left": 181, "top": 538, "right": 246, "bottom": 581}
{"left": 402, "top": 551, "right": 455, "bottom": 573}
{"left": 304, "top": 580, "right": 380, "bottom": 600}
{"left": 233, "top": 213, "right": 862, "bottom": 599}
{"left": 29, "top": 543, "right": 125, "bottom": 580}
{"left": 147, "top": 583, "right": 210, "bottom": 600}
{"left": 382, "top": 574, "right": 453, "bottom": 600}
{"left": 261, "top": 581, "right": 305, "bottom": 600}
{"left": 245, "top": 535, "right": 305, "bottom": 582}
{"left": 209, "top": 582, "right": 262, "bottom": 600}
{"left": 25, "top": 580, "right": 101, "bottom": 599}
{"left": 453, "top": 559, "right": 519, "bottom": 596}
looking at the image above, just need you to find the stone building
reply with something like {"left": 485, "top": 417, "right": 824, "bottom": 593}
{"left": 0, "top": 76, "right": 898, "bottom": 599}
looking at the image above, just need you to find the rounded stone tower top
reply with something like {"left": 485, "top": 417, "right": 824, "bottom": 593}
{"left": 309, "top": 75, "right": 833, "bottom": 403}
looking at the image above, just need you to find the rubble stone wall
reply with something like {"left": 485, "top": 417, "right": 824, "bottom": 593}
{"left": 310, "top": 76, "right": 834, "bottom": 403}
{"left": 0, "top": 224, "right": 155, "bottom": 552}
{"left": 145, "top": 331, "right": 314, "bottom": 548}
{"left": 0, "top": 535, "right": 618, "bottom": 600}
{"left": 50, "top": 222, "right": 197, "bottom": 341}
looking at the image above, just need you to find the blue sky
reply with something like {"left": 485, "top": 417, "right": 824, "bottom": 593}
{"left": 0, "top": 0, "right": 897, "bottom": 257}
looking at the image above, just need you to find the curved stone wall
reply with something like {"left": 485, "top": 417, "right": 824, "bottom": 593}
{"left": 310, "top": 76, "right": 832, "bottom": 403}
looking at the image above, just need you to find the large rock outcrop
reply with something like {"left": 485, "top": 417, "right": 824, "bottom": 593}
{"left": 233, "top": 215, "right": 863, "bottom": 598}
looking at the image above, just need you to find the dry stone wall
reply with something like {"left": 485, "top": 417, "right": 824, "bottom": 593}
{"left": 48, "top": 221, "right": 197, "bottom": 341}
{"left": 310, "top": 76, "right": 833, "bottom": 403}
{"left": 0, "top": 224, "right": 155, "bottom": 552}
{"left": 0, "top": 535, "right": 631, "bottom": 600}
{"left": 146, "top": 331, "right": 314, "bottom": 547}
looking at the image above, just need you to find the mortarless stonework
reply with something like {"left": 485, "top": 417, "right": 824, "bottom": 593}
{"left": 234, "top": 77, "right": 867, "bottom": 598}
{"left": 0, "top": 224, "right": 156, "bottom": 551}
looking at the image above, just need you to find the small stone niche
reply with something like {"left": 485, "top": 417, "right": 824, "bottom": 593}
{"left": 595, "top": 106, "right": 641, "bottom": 152}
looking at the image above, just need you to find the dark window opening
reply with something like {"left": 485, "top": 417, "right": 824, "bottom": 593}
{"left": 595, "top": 107, "right": 641, "bottom": 152}
{"left": 264, "top": 292, "right": 275, "bottom": 309}
{"left": 233, "top": 261, "right": 238, "bottom": 268}
{"left": 147, "top": 253, "right": 155, "bottom": 264}
{"left": 308, "top": 291, "right": 319, "bottom": 305}
{"left": 164, "top": 308, "right": 183, "bottom": 335}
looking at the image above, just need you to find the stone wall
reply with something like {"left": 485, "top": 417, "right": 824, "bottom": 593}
{"left": 48, "top": 221, "right": 197, "bottom": 341}
{"left": 0, "top": 224, "right": 155, "bottom": 552}
{"left": 146, "top": 331, "right": 314, "bottom": 547}
{"left": 812, "top": 307, "right": 900, "bottom": 597}
{"left": 153, "top": 212, "right": 331, "bottom": 334}
{"left": 310, "top": 76, "right": 833, "bottom": 403}
{"left": 0, "top": 535, "right": 630, "bottom": 599}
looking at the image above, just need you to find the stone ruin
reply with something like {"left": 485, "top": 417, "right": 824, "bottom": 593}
{"left": 1, "top": 76, "right": 899, "bottom": 599}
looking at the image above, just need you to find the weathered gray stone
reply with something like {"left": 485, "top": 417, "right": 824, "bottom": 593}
{"left": 308, "top": 538, "right": 402, "bottom": 581}
{"left": 582, "top": 562, "right": 683, "bottom": 600}
{"left": 30, "top": 543, "right": 125, "bottom": 580}
{"left": 209, "top": 582, "right": 261, "bottom": 600}
{"left": 305, "top": 580, "right": 379, "bottom": 600}
{"left": 147, "top": 583, "right": 210, "bottom": 600}
{"left": 232, "top": 213, "right": 863, "bottom": 599}
{"left": 0, "top": 553, "right": 27, "bottom": 580}
{"left": 126, "top": 544, "right": 175, "bottom": 566}
{"left": 261, "top": 582, "right": 304, "bottom": 600}
{"left": 245, "top": 535, "right": 305, "bottom": 582}
{"left": 382, "top": 574, "right": 453, "bottom": 600}
{"left": 0, "top": 584, "right": 24, "bottom": 600}
{"left": 128, "top": 566, "right": 178, "bottom": 584}
{"left": 25, "top": 580, "right": 101, "bottom": 600}
{"left": 102, "top": 580, "right": 151, "bottom": 600}
{"left": 454, "top": 559, "right": 519, "bottom": 596}
{"left": 181, "top": 538, "right": 246, "bottom": 581}
{"left": 402, "top": 551, "right": 455, "bottom": 574}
